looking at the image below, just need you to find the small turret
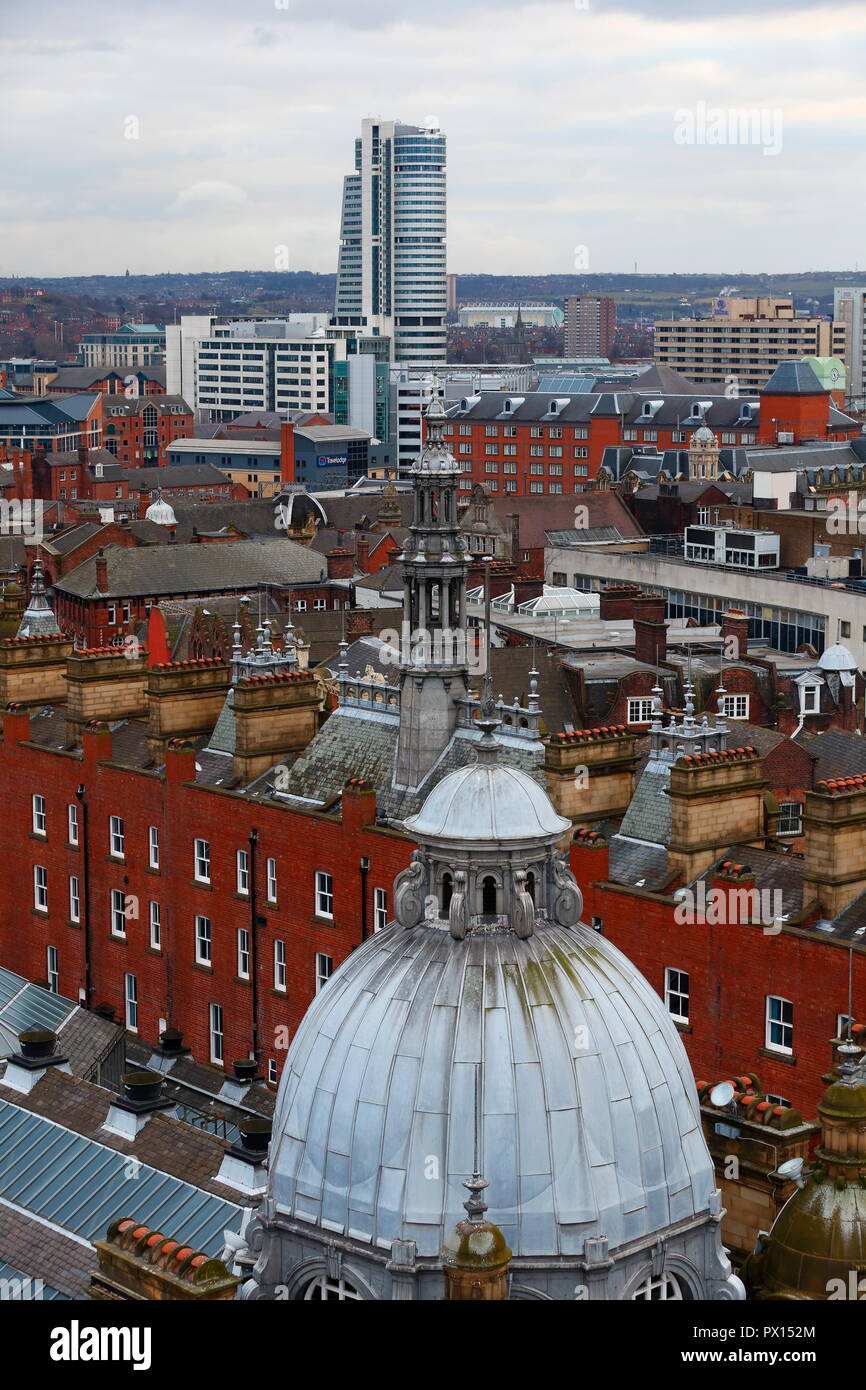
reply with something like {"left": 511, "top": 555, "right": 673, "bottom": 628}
{"left": 442, "top": 1173, "right": 511, "bottom": 1301}
{"left": 743, "top": 1045, "right": 866, "bottom": 1300}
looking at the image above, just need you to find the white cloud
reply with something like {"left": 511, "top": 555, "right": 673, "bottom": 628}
{"left": 1, "top": 0, "right": 865, "bottom": 273}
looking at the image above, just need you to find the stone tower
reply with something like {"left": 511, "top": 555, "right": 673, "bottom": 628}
{"left": 394, "top": 390, "right": 470, "bottom": 790}
{"left": 688, "top": 425, "right": 721, "bottom": 481}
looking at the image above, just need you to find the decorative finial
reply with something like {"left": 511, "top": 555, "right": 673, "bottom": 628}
{"left": 462, "top": 1172, "right": 490, "bottom": 1224}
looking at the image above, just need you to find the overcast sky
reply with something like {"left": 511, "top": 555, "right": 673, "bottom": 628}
{"left": 2, "top": 0, "right": 865, "bottom": 277}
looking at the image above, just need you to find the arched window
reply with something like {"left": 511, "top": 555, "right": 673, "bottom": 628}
{"left": 299, "top": 1274, "right": 362, "bottom": 1301}
{"left": 441, "top": 873, "right": 453, "bottom": 914}
{"left": 482, "top": 876, "right": 497, "bottom": 914}
{"left": 631, "top": 1272, "right": 688, "bottom": 1301}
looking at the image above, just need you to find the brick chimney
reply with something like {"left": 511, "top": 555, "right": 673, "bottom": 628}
{"left": 231, "top": 670, "right": 321, "bottom": 782}
{"left": 802, "top": 777, "right": 866, "bottom": 918}
{"left": 279, "top": 420, "right": 296, "bottom": 484}
{"left": 667, "top": 746, "right": 768, "bottom": 881}
{"left": 631, "top": 593, "right": 667, "bottom": 667}
{"left": 355, "top": 536, "right": 370, "bottom": 572}
{"left": 346, "top": 608, "right": 374, "bottom": 639}
{"left": 326, "top": 547, "right": 354, "bottom": 580}
{"left": 95, "top": 548, "right": 109, "bottom": 592}
{"left": 598, "top": 585, "right": 640, "bottom": 622}
{"left": 720, "top": 608, "right": 750, "bottom": 661}
{"left": 544, "top": 726, "right": 638, "bottom": 823}
{"left": 146, "top": 658, "right": 232, "bottom": 760}
{"left": 508, "top": 512, "right": 520, "bottom": 565}
{"left": 512, "top": 576, "right": 544, "bottom": 607}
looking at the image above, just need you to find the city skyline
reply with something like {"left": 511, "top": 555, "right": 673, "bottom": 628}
{"left": 3, "top": 0, "right": 865, "bottom": 278}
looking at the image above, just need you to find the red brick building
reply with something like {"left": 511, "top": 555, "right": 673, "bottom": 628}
{"left": 441, "top": 361, "right": 859, "bottom": 494}
{"left": 100, "top": 396, "right": 193, "bottom": 467}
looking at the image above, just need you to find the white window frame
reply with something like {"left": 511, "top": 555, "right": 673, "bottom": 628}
{"left": 777, "top": 801, "right": 803, "bottom": 837}
{"left": 316, "top": 952, "right": 333, "bottom": 993}
{"left": 195, "top": 914, "right": 212, "bottom": 966}
{"left": 110, "top": 888, "right": 126, "bottom": 938}
{"left": 109, "top": 815, "right": 125, "bottom": 859}
{"left": 32, "top": 794, "right": 46, "bottom": 837}
{"left": 237, "top": 927, "right": 251, "bottom": 980}
{"left": 266, "top": 857, "right": 277, "bottom": 904}
{"left": 632, "top": 1273, "right": 683, "bottom": 1301}
{"left": 148, "top": 825, "right": 159, "bottom": 869}
{"left": 33, "top": 864, "right": 48, "bottom": 912}
{"left": 665, "top": 967, "right": 689, "bottom": 1024}
{"left": 274, "top": 939, "right": 287, "bottom": 992}
{"left": 720, "top": 694, "right": 749, "bottom": 720}
{"left": 194, "top": 838, "right": 211, "bottom": 884}
{"left": 209, "top": 1003, "right": 224, "bottom": 1064}
{"left": 374, "top": 887, "right": 388, "bottom": 934}
{"left": 315, "top": 871, "right": 334, "bottom": 919}
{"left": 67, "top": 803, "right": 79, "bottom": 846}
{"left": 800, "top": 682, "right": 821, "bottom": 714}
{"left": 125, "top": 973, "right": 138, "bottom": 1032}
{"left": 236, "top": 849, "right": 250, "bottom": 896}
{"left": 627, "top": 697, "right": 655, "bottom": 724}
{"left": 268, "top": 1058, "right": 278, "bottom": 1084}
{"left": 765, "top": 995, "right": 793, "bottom": 1055}
{"left": 69, "top": 875, "right": 80, "bottom": 924}
{"left": 47, "top": 945, "right": 59, "bottom": 995}
{"left": 149, "top": 900, "right": 161, "bottom": 950}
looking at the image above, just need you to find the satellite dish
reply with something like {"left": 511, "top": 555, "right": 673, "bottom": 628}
{"left": 710, "top": 1081, "right": 735, "bottom": 1108}
{"left": 777, "top": 1157, "right": 804, "bottom": 1181}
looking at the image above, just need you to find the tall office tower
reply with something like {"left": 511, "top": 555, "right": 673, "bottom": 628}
{"left": 563, "top": 294, "right": 616, "bottom": 358}
{"left": 335, "top": 117, "right": 447, "bottom": 365}
{"left": 834, "top": 286, "right": 866, "bottom": 410}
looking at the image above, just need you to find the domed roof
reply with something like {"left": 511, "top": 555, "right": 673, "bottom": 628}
{"left": 690, "top": 425, "right": 717, "bottom": 446}
{"left": 268, "top": 915, "right": 716, "bottom": 1258}
{"left": 404, "top": 759, "right": 570, "bottom": 842}
{"left": 818, "top": 642, "right": 858, "bottom": 672}
{"left": 145, "top": 493, "right": 177, "bottom": 527}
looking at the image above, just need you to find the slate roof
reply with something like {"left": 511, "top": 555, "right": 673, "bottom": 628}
{"left": 277, "top": 713, "right": 545, "bottom": 821}
{"left": 491, "top": 490, "right": 642, "bottom": 549}
{"left": 762, "top": 361, "right": 826, "bottom": 395}
{"left": 797, "top": 727, "right": 866, "bottom": 783}
{"left": 54, "top": 537, "right": 325, "bottom": 599}
{"left": 47, "top": 366, "right": 166, "bottom": 390}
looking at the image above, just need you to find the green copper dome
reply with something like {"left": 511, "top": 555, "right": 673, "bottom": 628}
{"left": 744, "top": 1063, "right": 866, "bottom": 1300}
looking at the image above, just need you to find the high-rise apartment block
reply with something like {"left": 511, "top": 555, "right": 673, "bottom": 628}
{"left": 335, "top": 117, "right": 447, "bottom": 365}
{"left": 563, "top": 294, "right": 616, "bottom": 357}
{"left": 833, "top": 286, "right": 866, "bottom": 410}
{"left": 655, "top": 296, "right": 846, "bottom": 392}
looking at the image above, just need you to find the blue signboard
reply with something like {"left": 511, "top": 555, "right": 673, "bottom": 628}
{"left": 317, "top": 454, "right": 348, "bottom": 469}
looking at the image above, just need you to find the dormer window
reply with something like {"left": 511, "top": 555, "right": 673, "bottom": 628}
{"left": 801, "top": 681, "right": 821, "bottom": 714}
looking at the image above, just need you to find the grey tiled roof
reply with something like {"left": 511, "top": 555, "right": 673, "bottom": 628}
{"left": 620, "top": 758, "right": 672, "bottom": 844}
{"left": 54, "top": 537, "right": 326, "bottom": 599}
{"left": 797, "top": 727, "right": 866, "bottom": 783}
{"left": 277, "top": 711, "right": 546, "bottom": 821}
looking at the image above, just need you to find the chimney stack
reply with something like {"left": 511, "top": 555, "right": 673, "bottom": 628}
{"left": 3, "top": 1030, "right": 71, "bottom": 1094}
{"left": 95, "top": 548, "right": 108, "bottom": 593}
{"left": 326, "top": 547, "right": 354, "bottom": 580}
{"left": 631, "top": 593, "right": 667, "bottom": 667}
{"left": 803, "top": 778, "right": 866, "bottom": 918}
{"left": 103, "top": 1069, "right": 175, "bottom": 1139}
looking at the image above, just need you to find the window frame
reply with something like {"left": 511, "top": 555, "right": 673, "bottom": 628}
{"left": 194, "top": 838, "right": 211, "bottom": 884}
{"left": 765, "top": 995, "right": 793, "bottom": 1055}
{"left": 315, "top": 870, "right": 334, "bottom": 920}
{"left": 32, "top": 793, "right": 46, "bottom": 837}
{"left": 195, "top": 914, "right": 212, "bottom": 966}
{"left": 664, "top": 967, "right": 689, "bottom": 1024}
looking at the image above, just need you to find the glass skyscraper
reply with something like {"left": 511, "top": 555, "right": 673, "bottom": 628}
{"left": 335, "top": 118, "right": 447, "bottom": 365}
